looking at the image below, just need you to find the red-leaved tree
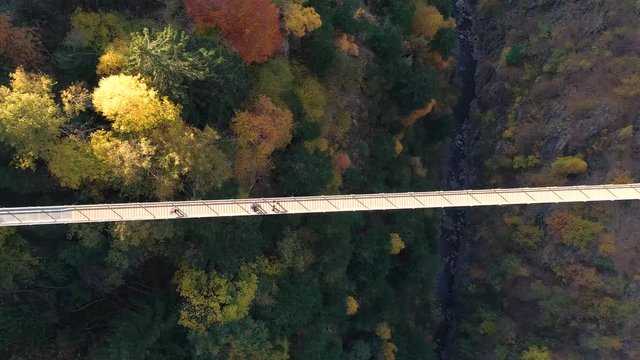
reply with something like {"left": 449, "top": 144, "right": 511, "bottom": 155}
{"left": 184, "top": 0, "right": 283, "bottom": 64}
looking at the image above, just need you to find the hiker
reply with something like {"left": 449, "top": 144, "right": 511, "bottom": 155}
{"left": 170, "top": 207, "right": 186, "bottom": 217}
{"left": 251, "top": 203, "right": 259, "bottom": 213}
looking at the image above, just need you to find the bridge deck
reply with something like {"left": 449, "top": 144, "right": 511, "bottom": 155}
{"left": 1, "top": 183, "right": 639, "bottom": 227}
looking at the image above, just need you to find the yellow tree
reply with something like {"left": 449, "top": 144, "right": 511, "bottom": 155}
{"left": 69, "top": 10, "right": 131, "bottom": 52}
{"left": 379, "top": 342, "right": 398, "bottom": 360}
{"left": 413, "top": 3, "right": 455, "bottom": 40}
{"left": 96, "top": 41, "right": 127, "bottom": 76}
{"left": 389, "top": 233, "right": 405, "bottom": 255}
{"left": 89, "top": 130, "right": 155, "bottom": 184}
{"left": 296, "top": 77, "right": 327, "bottom": 122}
{"left": 61, "top": 82, "right": 91, "bottom": 117}
{"left": 375, "top": 322, "right": 397, "bottom": 360}
{"left": 0, "top": 68, "right": 64, "bottom": 169}
{"left": 47, "top": 136, "right": 110, "bottom": 188}
{"left": 92, "top": 74, "right": 180, "bottom": 133}
{"left": 149, "top": 122, "right": 231, "bottom": 197}
{"left": 375, "top": 322, "right": 392, "bottom": 340}
{"left": 174, "top": 263, "right": 259, "bottom": 333}
{"left": 112, "top": 221, "right": 179, "bottom": 257}
{"left": 346, "top": 296, "right": 359, "bottom": 315}
{"left": 183, "top": 127, "right": 232, "bottom": 196}
{"left": 284, "top": 3, "right": 322, "bottom": 37}
{"left": 90, "top": 120, "right": 230, "bottom": 198}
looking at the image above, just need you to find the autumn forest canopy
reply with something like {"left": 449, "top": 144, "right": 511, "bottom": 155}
{"left": 3, "top": 0, "right": 638, "bottom": 358}
{"left": 0, "top": 0, "right": 457, "bottom": 359}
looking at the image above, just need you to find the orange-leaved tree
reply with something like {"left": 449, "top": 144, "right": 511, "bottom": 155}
{"left": 232, "top": 95, "right": 293, "bottom": 158}
{"left": 184, "top": 0, "right": 283, "bottom": 64}
{"left": 231, "top": 95, "right": 293, "bottom": 185}
{"left": 332, "top": 151, "right": 351, "bottom": 173}
{"left": 336, "top": 33, "right": 359, "bottom": 57}
{"left": 0, "top": 14, "right": 43, "bottom": 68}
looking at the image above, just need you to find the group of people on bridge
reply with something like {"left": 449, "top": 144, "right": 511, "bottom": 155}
{"left": 168, "top": 201, "right": 286, "bottom": 218}
{"left": 250, "top": 202, "right": 286, "bottom": 214}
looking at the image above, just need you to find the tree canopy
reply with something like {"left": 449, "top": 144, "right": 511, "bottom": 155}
{"left": 0, "top": 1, "right": 453, "bottom": 359}
{"left": 0, "top": 68, "right": 64, "bottom": 169}
{"left": 125, "top": 26, "right": 219, "bottom": 101}
{"left": 92, "top": 74, "right": 180, "bottom": 133}
{"left": 175, "top": 263, "right": 259, "bottom": 333}
{"left": 184, "top": 0, "right": 283, "bottom": 64}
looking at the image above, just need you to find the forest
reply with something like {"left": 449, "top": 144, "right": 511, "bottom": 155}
{"left": 0, "top": 0, "right": 458, "bottom": 359}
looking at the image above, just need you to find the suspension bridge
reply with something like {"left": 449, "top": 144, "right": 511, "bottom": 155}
{"left": 1, "top": 183, "right": 639, "bottom": 227}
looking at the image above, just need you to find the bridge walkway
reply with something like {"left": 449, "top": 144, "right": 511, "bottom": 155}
{"left": 1, "top": 183, "right": 639, "bottom": 227}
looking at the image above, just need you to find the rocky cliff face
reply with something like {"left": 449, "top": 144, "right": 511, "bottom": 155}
{"left": 454, "top": 0, "right": 640, "bottom": 358}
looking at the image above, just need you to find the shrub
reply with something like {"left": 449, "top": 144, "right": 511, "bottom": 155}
{"left": 598, "top": 234, "right": 616, "bottom": 256}
{"left": 617, "top": 125, "right": 633, "bottom": 140}
{"left": 332, "top": 151, "right": 352, "bottom": 173}
{"left": 512, "top": 223, "right": 544, "bottom": 249}
{"left": 296, "top": 77, "right": 327, "bottom": 122}
{"left": 551, "top": 155, "right": 587, "bottom": 175}
{"left": 501, "top": 255, "right": 529, "bottom": 279}
{"left": 542, "top": 49, "right": 566, "bottom": 74}
{"left": 512, "top": 154, "right": 540, "bottom": 169}
{"left": 375, "top": 322, "right": 392, "bottom": 340}
{"left": 548, "top": 211, "right": 604, "bottom": 247}
{"left": 253, "top": 56, "right": 295, "bottom": 107}
{"left": 504, "top": 43, "right": 525, "bottom": 66}
{"left": 614, "top": 74, "right": 640, "bottom": 97}
{"left": 521, "top": 345, "right": 551, "bottom": 360}
{"left": 389, "top": 233, "right": 405, "bottom": 255}
{"left": 336, "top": 33, "right": 359, "bottom": 56}
{"left": 345, "top": 296, "right": 359, "bottom": 315}
{"left": 588, "top": 336, "right": 623, "bottom": 351}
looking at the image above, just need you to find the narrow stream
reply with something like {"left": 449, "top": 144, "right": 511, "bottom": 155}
{"left": 435, "top": 0, "right": 477, "bottom": 358}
